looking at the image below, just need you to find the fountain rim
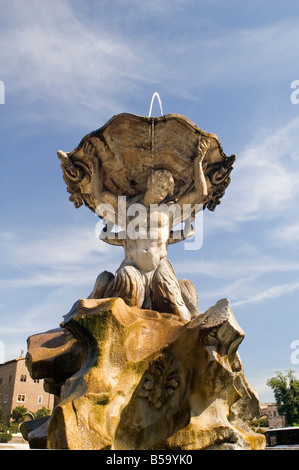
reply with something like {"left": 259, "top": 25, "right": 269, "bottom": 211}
{"left": 90, "top": 112, "right": 220, "bottom": 142}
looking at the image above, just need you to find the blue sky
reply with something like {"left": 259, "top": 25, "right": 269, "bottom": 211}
{"left": 1, "top": 0, "right": 299, "bottom": 403}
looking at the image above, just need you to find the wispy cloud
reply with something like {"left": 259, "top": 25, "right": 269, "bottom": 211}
{"left": 273, "top": 222, "right": 299, "bottom": 246}
{"left": 0, "top": 227, "right": 109, "bottom": 268}
{"left": 0, "top": 225, "right": 122, "bottom": 355}
{"left": 173, "top": 242, "right": 299, "bottom": 310}
{"left": 201, "top": 115, "right": 299, "bottom": 234}
{"left": 3, "top": 1, "right": 299, "bottom": 127}
{"left": 231, "top": 280, "right": 299, "bottom": 308}
{"left": 164, "top": 16, "right": 299, "bottom": 88}
{"left": 0, "top": 0, "right": 161, "bottom": 125}
{"left": 0, "top": 226, "right": 121, "bottom": 290}
{"left": 175, "top": 252, "right": 299, "bottom": 279}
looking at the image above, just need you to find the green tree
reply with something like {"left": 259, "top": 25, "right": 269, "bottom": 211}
{"left": 11, "top": 405, "right": 28, "bottom": 424}
{"left": 251, "top": 417, "right": 269, "bottom": 428}
{"left": 34, "top": 407, "right": 51, "bottom": 419}
{"left": 0, "top": 407, "right": 7, "bottom": 432}
{"left": 0, "top": 407, "right": 12, "bottom": 443}
{"left": 267, "top": 369, "right": 299, "bottom": 426}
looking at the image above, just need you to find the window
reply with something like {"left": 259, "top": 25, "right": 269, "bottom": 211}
{"left": 37, "top": 395, "right": 43, "bottom": 404}
{"left": 9, "top": 375, "right": 12, "bottom": 383}
{"left": 0, "top": 378, "right": 2, "bottom": 385}
{"left": 20, "top": 374, "right": 27, "bottom": 382}
{"left": 17, "top": 394, "right": 25, "bottom": 402}
{"left": 34, "top": 379, "right": 40, "bottom": 383}
{"left": 4, "top": 395, "right": 8, "bottom": 403}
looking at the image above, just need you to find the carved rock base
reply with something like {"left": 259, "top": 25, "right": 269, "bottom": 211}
{"left": 21, "top": 298, "right": 265, "bottom": 450}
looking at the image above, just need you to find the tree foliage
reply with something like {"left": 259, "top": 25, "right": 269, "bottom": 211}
{"left": 0, "top": 407, "right": 12, "bottom": 443}
{"left": 267, "top": 369, "right": 299, "bottom": 426}
{"left": 34, "top": 407, "right": 51, "bottom": 418}
{"left": 0, "top": 407, "right": 7, "bottom": 432}
{"left": 11, "top": 405, "right": 28, "bottom": 423}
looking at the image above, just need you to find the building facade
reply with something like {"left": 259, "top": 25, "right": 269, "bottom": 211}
{"left": 260, "top": 403, "right": 286, "bottom": 429}
{"left": 0, "top": 352, "right": 54, "bottom": 424}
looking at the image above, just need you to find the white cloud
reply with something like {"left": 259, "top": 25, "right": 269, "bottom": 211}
{"left": 273, "top": 222, "right": 299, "bottom": 245}
{"left": 175, "top": 252, "right": 299, "bottom": 279}
{"left": 111, "top": 0, "right": 189, "bottom": 14}
{"left": 231, "top": 279, "right": 299, "bottom": 308}
{"left": 172, "top": 240, "right": 299, "bottom": 311}
{"left": 1, "top": 228, "right": 109, "bottom": 268}
{"left": 0, "top": 273, "right": 93, "bottom": 290}
{"left": 200, "top": 116, "right": 299, "bottom": 233}
{"left": 0, "top": 226, "right": 121, "bottom": 290}
{"left": 173, "top": 17, "right": 299, "bottom": 88}
{"left": 0, "top": 0, "right": 161, "bottom": 125}
{"left": 0, "top": 225, "right": 122, "bottom": 359}
{"left": 3, "top": 1, "right": 299, "bottom": 127}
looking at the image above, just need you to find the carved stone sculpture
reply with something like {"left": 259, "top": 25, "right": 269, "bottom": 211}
{"left": 21, "top": 112, "right": 265, "bottom": 450}
{"left": 57, "top": 113, "right": 235, "bottom": 322}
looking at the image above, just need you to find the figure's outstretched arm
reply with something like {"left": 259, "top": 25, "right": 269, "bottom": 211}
{"left": 100, "top": 225, "right": 126, "bottom": 246}
{"left": 101, "top": 235, "right": 125, "bottom": 246}
{"left": 168, "top": 223, "right": 194, "bottom": 245}
{"left": 176, "top": 138, "right": 209, "bottom": 208}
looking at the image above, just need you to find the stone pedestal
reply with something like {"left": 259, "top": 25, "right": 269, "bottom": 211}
{"left": 22, "top": 297, "right": 265, "bottom": 450}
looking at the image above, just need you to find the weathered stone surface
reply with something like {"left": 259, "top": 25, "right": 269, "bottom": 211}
{"left": 57, "top": 114, "right": 235, "bottom": 324}
{"left": 20, "top": 416, "right": 51, "bottom": 449}
{"left": 21, "top": 111, "right": 265, "bottom": 450}
{"left": 58, "top": 113, "right": 236, "bottom": 214}
{"left": 25, "top": 326, "right": 82, "bottom": 396}
{"left": 23, "top": 297, "right": 265, "bottom": 450}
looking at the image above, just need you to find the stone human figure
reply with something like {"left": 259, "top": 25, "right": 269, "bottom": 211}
{"left": 84, "top": 138, "right": 210, "bottom": 321}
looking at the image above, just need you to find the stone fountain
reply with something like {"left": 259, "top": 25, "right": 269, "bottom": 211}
{"left": 21, "top": 105, "right": 266, "bottom": 450}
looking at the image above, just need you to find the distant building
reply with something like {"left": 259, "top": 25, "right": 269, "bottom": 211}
{"left": 260, "top": 403, "right": 286, "bottom": 429}
{"left": 0, "top": 351, "right": 54, "bottom": 425}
